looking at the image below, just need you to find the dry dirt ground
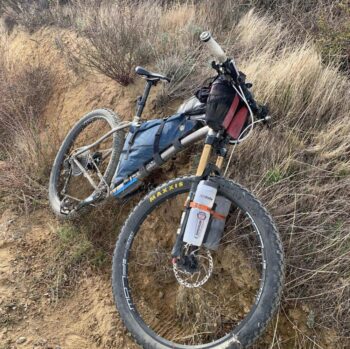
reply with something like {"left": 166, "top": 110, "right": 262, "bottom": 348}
{"left": 0, "top": 206, "right": 340, "bottom": 349}
{"left": 0, "top": 209, "right": 138, "bottom": 349}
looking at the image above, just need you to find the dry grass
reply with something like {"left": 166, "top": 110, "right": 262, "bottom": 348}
{"left": 226, "top": 10, "right": 350, "bottom": 345}
{"left": 249, "top": 0, "right": 350, "bottom": 71}
{"left": 57, "top": 0, "right": 160, "bottom": 86}
{"left": 0, "top": 39, "right": 55, "bottom": 213}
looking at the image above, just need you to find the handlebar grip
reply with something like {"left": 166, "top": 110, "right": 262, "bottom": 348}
{"left": 200, "top": 31, "right": 227, "bottom": 63}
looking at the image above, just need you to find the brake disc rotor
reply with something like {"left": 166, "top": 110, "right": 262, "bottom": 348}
{"left": 173, "top": 249, "right": 213, "bottom": 288}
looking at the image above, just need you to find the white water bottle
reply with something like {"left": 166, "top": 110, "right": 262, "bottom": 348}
{"left": 183, "top": 180, "right": 218, "bottom": 246}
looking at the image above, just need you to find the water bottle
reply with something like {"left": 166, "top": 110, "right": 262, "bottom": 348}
{"left": 183, "top": 180, "right": 218, "bottom": 246}
{"left": 203, "top": 196, "right": 231, "bottom": 250}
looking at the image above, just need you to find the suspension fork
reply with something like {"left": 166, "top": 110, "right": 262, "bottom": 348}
{"left": 195, "top": 129, "right": 228, "bottom": 175}
{"left": 196, "top": 144, "right": 225, "bottom": 173}
{"left": 172, "top": 129, "right": 220, "bottom": 259}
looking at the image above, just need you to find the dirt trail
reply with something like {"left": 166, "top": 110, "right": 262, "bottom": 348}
{"left": 0, "top": 210, "right": 16, "bottom": 309}
{"left": 0, "top": 209, "right": 138, "bottom": 349}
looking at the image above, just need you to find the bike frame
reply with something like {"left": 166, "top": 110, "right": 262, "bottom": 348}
{"left": 68, "top": 29, "right": 252, "bottom": 209}
{"left": 72, "top": 122, "right": 223, "bottom": 213}
{"left": 68, "top": 113, "right": 210, "bottom": 210}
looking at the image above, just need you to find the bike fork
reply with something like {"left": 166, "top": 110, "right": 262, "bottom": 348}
{"left": 172, "top": 129, "right": 226, "bottom": 259}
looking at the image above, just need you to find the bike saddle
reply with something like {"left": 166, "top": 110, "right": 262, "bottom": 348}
{"left": 135, "top": 66, "right": 171, "bottom": 82}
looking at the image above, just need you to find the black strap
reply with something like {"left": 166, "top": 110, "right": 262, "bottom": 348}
{"left": 154, "top": 153, "right": 165, "bottom": 166}
{"left": 153, "top": 118, "right": 167, "bottom": 166}
{"left": 125, "top": 125, "right": 141, "bottom": 160}
{"left": 171, "top": 116, "right": 187, "bottom": 152}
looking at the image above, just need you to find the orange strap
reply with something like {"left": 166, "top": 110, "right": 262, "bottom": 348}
{"left": 188, "top": 201, "right": 226, "bottom": 220}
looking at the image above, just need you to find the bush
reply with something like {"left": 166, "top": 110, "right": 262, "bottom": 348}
{"left": 65, "top": 0, "right": 159, "bottom": 86}
{"left": 316, "top": 1, "right": 350, "bottom": 71}
{"left": 1, "top": 0, "right": 53, "bottom": 33}
{"left": 0, "top": 0, "right": 78, "bottom": 33}
{"left": 0, "top": 42, "right": 55, "bottom": 212}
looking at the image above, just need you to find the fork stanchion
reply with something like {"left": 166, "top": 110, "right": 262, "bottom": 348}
{"left": 215, "top": 156, "right": 224, "bottom": 170}
{"left": 196, "top": 144, "right": 212, "bottom": 176}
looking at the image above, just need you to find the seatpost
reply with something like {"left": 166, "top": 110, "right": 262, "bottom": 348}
{"left": 134, "top": 80, "right": 154, "bottom": 123}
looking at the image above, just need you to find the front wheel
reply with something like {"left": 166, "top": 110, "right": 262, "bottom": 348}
{"left": 112, "top": 176, "right": 284, "bottom": 349}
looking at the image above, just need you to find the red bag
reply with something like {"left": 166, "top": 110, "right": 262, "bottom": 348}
{"left": 205, "top": 76, "right": 249, "bottom": 140}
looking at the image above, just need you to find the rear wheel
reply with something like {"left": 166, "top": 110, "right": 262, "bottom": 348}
{"left": 112, "top": 176, "right": 284, "bottom": 349}
{"left": 49, "top": 109, "right": 124, "bottom": 219}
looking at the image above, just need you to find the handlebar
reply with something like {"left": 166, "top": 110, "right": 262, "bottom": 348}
{"left": 200, "top": 31, "right": 227, "bottom": 63}
{"left": 200, "top": 31, "right": 240, "bottom": 81}
{"left": 200, "top": 31, "right": 271, "bottom": 123}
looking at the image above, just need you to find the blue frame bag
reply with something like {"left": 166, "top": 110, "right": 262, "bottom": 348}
{"left": 114, "top": 113, "right": 198, "bottom": 184}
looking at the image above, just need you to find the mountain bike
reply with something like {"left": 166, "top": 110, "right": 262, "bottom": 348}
{"left": 49, "top": 67, "right": 207, "bottom": 218}
{"left": 111, "top": 32, "right": 284, "bottom": 349}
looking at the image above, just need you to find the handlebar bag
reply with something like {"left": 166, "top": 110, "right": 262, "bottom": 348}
{"left": 205, "top": 76, "right": 249, "bottom": 139}
{"left": 114, "top": 113, "right": 199, "bottom": 185}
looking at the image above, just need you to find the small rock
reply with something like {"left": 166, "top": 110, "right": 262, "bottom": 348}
{"left": 16, "top": 337, "right": 27, "bottom": 344}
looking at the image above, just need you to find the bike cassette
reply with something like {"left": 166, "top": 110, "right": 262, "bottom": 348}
{"left": 69, "top": 148, "right": 91, "bottom": 177}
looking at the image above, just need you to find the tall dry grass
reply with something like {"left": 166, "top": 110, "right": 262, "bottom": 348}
{"left": 0, "top": 39, "right": 56, "bottom": 213}
{"left": 225, "top": 10, "right": 350, "bottom": 346}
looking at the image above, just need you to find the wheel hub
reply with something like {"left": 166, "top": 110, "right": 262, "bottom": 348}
{"left": 173, "top": 248, "right": 213, "bottom": 288}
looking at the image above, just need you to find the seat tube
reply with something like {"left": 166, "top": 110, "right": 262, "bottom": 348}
{"left": 134, "top": 80, "right": 154, "bottom": 122}
{"left": 196, "top": 128, "right": 217, "bottom": 176}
